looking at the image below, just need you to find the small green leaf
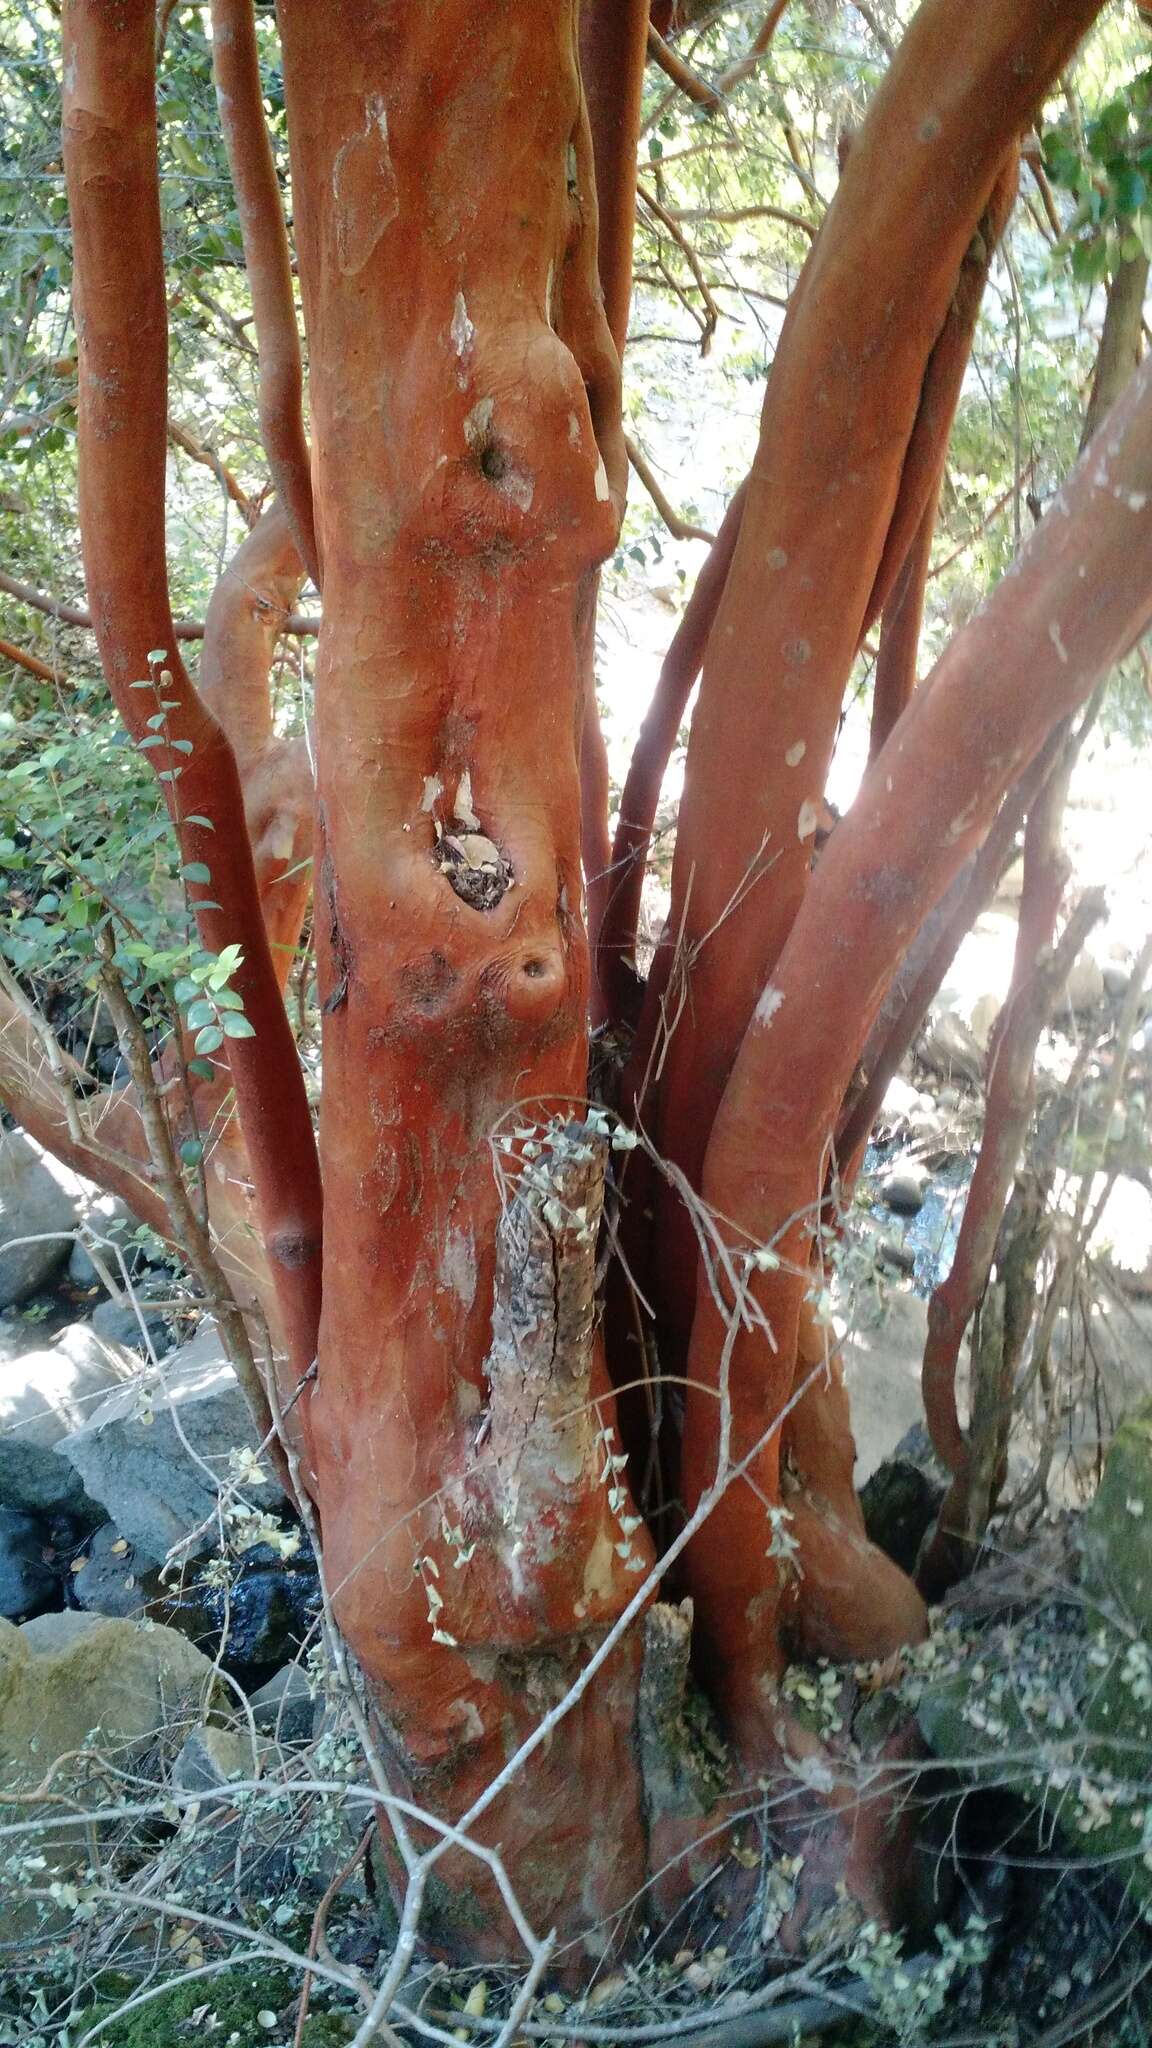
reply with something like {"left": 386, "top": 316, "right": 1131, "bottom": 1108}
{"left": 173, "top": 977, "right": 200, "bottom": 1004}
{"left": 222, "top": 1013, "right": 256, "bottom": 1040}
{"left": 129, "top": 678, "right": 155, "bottom": 689}
{"left": 137, "top": 734, "right": 165, "bottom": 749}
{"left": 184, "top": 815, "right": 215, "bottom": 830}
{"left": 158, "top": 768, "right": 184, "bottom": 781}
{"left": 187, "top": 1057, "right": 215, "bottom": 1081}
{"left": 214, "top": 986, "right": 244, "bottom": 1011}
{"left": 180, "top": 862, "right": 211, "bottom": 884}
{"left": 146, "top": 711, "right": 167, "bottom": 730}
{"left": 186, "top": 999, "right": 216, "bottom": 1029}
{"left": 179, "top": 1138, "right": 204, "bottom": 1168}
{"left": 146, "top": 648, "right": 167, "bottom": 664}
{"left": 169, "top": 738, "right": 194, "bottom": 754}
{"left": 194, "top": 1023, "right": 225, "bottom": 1055}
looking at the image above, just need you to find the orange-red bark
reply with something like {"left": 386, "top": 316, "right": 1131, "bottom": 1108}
{"left": 683, "top": 348, "right": 1152, "bottom": 1758}
{"left": 636, "top": 7, "right": 1089, "bottom": 1370}
{"left": 61, "top": 0, "right": 322, "bottom": 1406}
{"left": 275, "top": 0, "right": 649, "bottom": 1945}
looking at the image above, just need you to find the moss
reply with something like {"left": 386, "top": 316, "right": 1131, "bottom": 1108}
{"left": 80, "top": 1965, "right": 355, "bottom": 2047}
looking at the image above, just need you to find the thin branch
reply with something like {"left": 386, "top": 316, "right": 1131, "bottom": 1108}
{"left": 636, "top": 183, "right": 721, "bottom": 350}
{"left": 210, "top": 0, "right": 319, "bottom": 584}
{"left": 167, "top": 416, "right": 258, "bottom": 526}
{"left": 0, "top": 633, "right": 64, "bottom": 683}
{"left": 0, "top": 567, "right": 318, "bottom": 640}
{"left": 625, "top": 435, "right": 716, "bottom": 543}
{"left": 646, "top": 25, "right": 721, "bottom": 110}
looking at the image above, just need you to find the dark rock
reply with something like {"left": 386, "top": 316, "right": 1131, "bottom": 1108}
{"left": 860, "top": 1455, "right": 946, "bottom": 1577}
{"left": 71, "top": 1519, "right": 160, "bottom": 1620}
{"left": 881, "top": 1162, "right": 928, "bottom": 1217}
{"left": 0, "top": 1506, "right": 61, "bottom": 1619}
{"left": 201, "top": 1552, "right": 321, "bottom": 1674}
{"left": 249, "top": 1661, "right": 316, "bottom": 1745}
{"left": 90, "top": 1298, "right": 177, "bottom": 1357}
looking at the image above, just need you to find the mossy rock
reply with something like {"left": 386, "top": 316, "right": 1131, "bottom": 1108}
{"left": 1080, "top": 1400, "right": 1152, "bottom": 1634}
{"left": 81, "top": 1965, "right": 355, "bottom": 2047}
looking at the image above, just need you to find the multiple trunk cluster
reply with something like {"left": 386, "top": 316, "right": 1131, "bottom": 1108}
{"left": 5, "top": 0, "right": 1152, "bottom": 1964}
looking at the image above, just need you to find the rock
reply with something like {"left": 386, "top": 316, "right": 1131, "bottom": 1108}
{"left": 1057, "top": 950, "right": 1105, "bottom": 1016}
{"left": 197, "top": 1548, "right": 321, "bottom": 1673}
{"left": 70, "top": 1520, "right": 159, "bottom": 1621}
{"left": 880, "top": 1076, "right": 921, "bottom": 1125}
{"left": 66, "top": 1195, "right": 146, "bottom": 1291}
{"left": 0, "top": 1507, "right": 59, "bottom": 1620}
{"left": 56, "top": 1320, "right": 285, "bottom": 1561}
{"left": 0, "top": 1130, "right": 77, "bottom": 1309}
{"left": 840, "top": 1289, "right": 930, "bottom": 1485}
{"left": 880, "top": 1162, "right": 927, "bottom": 1218}
{"left": 0, "top": 1321, "right": 137, "bottom": 1515}
{"left": 0, "top": 1613, "right": 221, "bottom": 1930}
{"left": 968, "top": 991, "right": 1001, "bottom": 1053}
{"left": 165, "top": 1716, "right": 356, "bottom": 1903}
{"left": 860, "top": 1425, "right": 948, "bottom": 1577}
{"left": 249, "top": 1662, "right": 316, "bottom": 1745}
{"left": 1080, "top": 1401, "right": 1152, "bottom": 1634}
{"left": 90, "top": 1296, "right": 176, "bottom": 1357}
{"left": 171, "top": 1720, "right": 259, "bottom": 1794}
{"left": 919, "top": 1010, "right": 985, "bottom": 1086}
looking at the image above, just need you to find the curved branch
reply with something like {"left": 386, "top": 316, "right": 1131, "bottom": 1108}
{"left": 168, "top": 416, "right": 258, "bottom": 525}
{"left": 0, "top": 634, "right": 63, "bottom": 684}
{"left": 599, "top": 477, "right": 747, "bottom": 1027}
{"left": 63, "top": 0, "right": 322, "bottom": 1398}
{"left": 0, "top": 566, "right": 318, "bottom": 640}
{"left": 645, "top": 25, "right": 721, "bottom": 110}
{"left": 625, "top": 435, "right": 716, "bottom": 543}
{"left": 210, "top": 0, "right": 319, "bottom": 587}
{"left": 682, "top": 344, "right": 1152, "bottom": 1747}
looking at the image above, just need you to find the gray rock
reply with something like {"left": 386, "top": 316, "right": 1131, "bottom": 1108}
{"left": 249, "top": 1662, "right": 316, "bottom": 1745}
{"left": 66, "top": 1196, "right": 143, "bottom": 1291}
{"left": 0, "top": 1507, "right": 58, "bottom": 1620}
{"left": 919, "top": 1010, "right": 985, "bottom": 1086}
{"left": 71, "top": 1520, "right": 160, "bottom": 1620}
{"left": 18, "top": 1607, "right": 108, "bottom": 1654}
{"left": 0, "top": 1131, "right": 77, "bottom": 1309}
{"left": 0, "top": 1321, "right": 137, "bottom": 1515}
{"left": 56, "top": 1320, "right": 285, "bottom": 1562}
{"left": 91, "top": 1297, "right": 176, "bottom": 1357}
{"left": 171, "top": 1721, "right": 260, "bottom": 1794}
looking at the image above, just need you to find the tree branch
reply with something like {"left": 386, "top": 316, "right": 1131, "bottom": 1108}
{"left": 210, "top": 0, "right": 319, "bottom": 586}
{"left": 62, "top": 0, "right": 322, "bottom": 1395}
{"left": 625, "top": 435, "right": 717, "bottom": 543}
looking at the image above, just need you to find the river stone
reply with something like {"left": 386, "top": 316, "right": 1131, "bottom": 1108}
{"left": 0, "top": 1321, "right": 137, "bottom": 1515}
{"left": 56, "top": 1320, "right": 284, "bottom": 1562}
{"left": 0, "top": 1130, "right": 77, "bottom": 1308}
